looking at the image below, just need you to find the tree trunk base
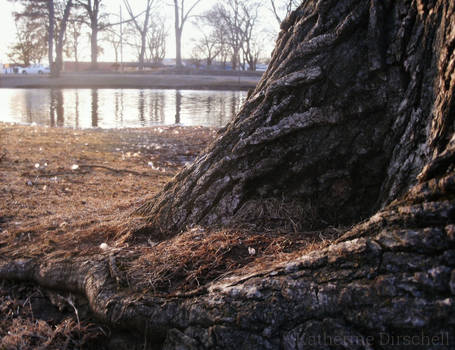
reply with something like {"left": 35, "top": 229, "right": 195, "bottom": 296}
{"left": 1, "top": 163, "right": 454, "bottom": 348}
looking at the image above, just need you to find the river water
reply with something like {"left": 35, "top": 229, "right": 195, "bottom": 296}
{"left": 0, "top": 88, "right": 247, "bottom": 128}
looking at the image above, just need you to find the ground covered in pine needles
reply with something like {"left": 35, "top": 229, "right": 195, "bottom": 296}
{"left": 0, "top": 123, "right": 339, "bottom": 348}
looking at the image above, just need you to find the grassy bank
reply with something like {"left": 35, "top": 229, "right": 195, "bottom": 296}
{"left": 0, "top": 73, "right": 260, "bottom": 90}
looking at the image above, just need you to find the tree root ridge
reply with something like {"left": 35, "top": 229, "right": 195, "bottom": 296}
{"left": 1, "top": 176, "right": 454, "bottom": 348}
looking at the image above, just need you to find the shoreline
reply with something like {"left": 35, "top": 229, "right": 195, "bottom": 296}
{"left": 0, "top": 72, "right": 260, "bottom": 90}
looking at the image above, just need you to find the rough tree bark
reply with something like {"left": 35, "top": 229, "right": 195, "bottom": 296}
{"left": 135, "top": 0, "right": 453, "bottom": 237}
{"left": 1, "top": 0, "right": 454, "bottom": 349}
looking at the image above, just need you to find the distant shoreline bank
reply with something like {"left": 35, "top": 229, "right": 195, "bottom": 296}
{"left": 0, "top": 72, "right": 260, "bottom": 91}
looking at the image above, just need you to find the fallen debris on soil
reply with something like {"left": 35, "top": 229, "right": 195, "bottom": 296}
{"left": 0, "top": 123, "right": 337, "bottom": 347}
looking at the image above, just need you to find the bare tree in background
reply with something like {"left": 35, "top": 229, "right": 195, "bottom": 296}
{"left": 198, "top": 9, "right": 230, "bottom": 68}
{"left": 48, "top": 0, "right": 55, "bottom": 71}
{"left": 53, "top": 0, "right": 73, "bottom": 76}
{"left": 240, "top": 1, "right": 261, "bottom": 71}
{"left": 76, "top": 0, "right": 138, "bottom": 70}
{"left": 8, "top": 15, "right": 47, "bottom": 66}
{"left": 204, "top": 0, "right": 262, "bottom": 71}
{"left": 124, "top": 0, "right": 154, "bottom": 71}
{"left": 191, "top": 29, "right": 220, "bottom": 67}
{"left": 208, "top": 1, "right": 243, "bottom": 71}
{"left": 8, "top": 0, "right": 54, "bottom": 70}
{"left": 65, "top": 10, "right": 84, "bottom": 70}
{"left": 189, "top": 47, "right": 202, "bottom": 68}
{"left": 75, "top": 0, "right": 115, "bottom": 70}
{"left": 173, "top": 0, "right": 202, "bottom": 68}
{"left": 104, "top": 29, "right": 122, "bottom": 65}
{"left": 269, "top": 0, "right": 299, "bottom": 25}
{"left": 146, "top": 17, "right": 167, "bottom": 65}
{"left": 213, "top": 21, "right": 230, "bottom": 69}
{"left": 11, "top": 0, "right": 73, "bottom": 76}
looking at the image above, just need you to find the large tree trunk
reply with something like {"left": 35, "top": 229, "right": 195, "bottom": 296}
{"left": 135, "top": 0, "right": 453, "bottom": 237}
{"left": 175, "top": 28, "right": 183, "bottom": 68}
{"left": 90, "top": 24, "right": 99, "bottom": 70}
{"left": 139, "top": 31, "right": 147, "bottom": 71}
{"left": 53, "top": 0, "right": 73, "bottom": 78}
{"left": 174, "top": 0, "right": 183, "bottom": 68}
{"left": 1, "top": 0, "right": 454, "bottom": 348}
{"left": 47, "top": 0, "right": 55, "bottom": 74}
{"left": 89, "top": 0, "right": 100, "bottom": 71}
{"left": 138, "top": 4, "right": 151, "bottom": 72}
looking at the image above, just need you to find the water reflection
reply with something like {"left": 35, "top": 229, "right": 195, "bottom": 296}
{"left": 175, "top": 90, "right": 182, "bottom": 125}
{"left": 114, "top": 90, "right": 124, "bottom": 125}
{"left": 75, "top": 90, "right": 80, "bottom": 128}
{"left": 91, "top": 89, "right": 99, "bottom": 127}
{"left": 150, "top": 92, "right": 164, "bottom": 124}
{"left": 57, "top": 90, "right": 64, "bottom": 127}
{"left": 0, "top": 88, "right": 246, "bottom": 129}
{"left": 49, "top": 89, "right": 65, "bottom": 127}
{"left": 138, "top": 90, "right": 145, "bottom": 126}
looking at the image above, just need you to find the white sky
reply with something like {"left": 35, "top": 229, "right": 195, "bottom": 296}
{"left": 0, "top": 0, "right": 281, "bottom": 64}
{"left": 0, "top": 1, "right": 17, "bottom": 62}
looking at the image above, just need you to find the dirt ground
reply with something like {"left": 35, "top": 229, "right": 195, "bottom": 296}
{"left": 0, "top": 123, "right": 219, "bottom": 348}
{"left": 0, "top": 123, "right": 337, "bottom": 348}
{"left": 0, "top": 123, "right": 216, "bottom": 256}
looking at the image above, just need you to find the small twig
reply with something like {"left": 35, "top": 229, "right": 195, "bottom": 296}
{"left": 165, "top": 286, "right": 207, "bottom": 299}
{"left": 65, "top": 295, "right": 80, "bottom": 331}
{"left": 23, "top": 164, "right": 170, "bottom": 178}
{"left": 23, "top": 293, "right": 36, "bottom": 321}
{"left": 21, "top": 171, "right": 90, "bottom": 178}
{"left": 78, "top": 164, "right": 168, "bottom": 177}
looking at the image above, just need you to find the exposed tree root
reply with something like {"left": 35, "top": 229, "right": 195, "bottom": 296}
{"left": 1, "top": 171, "right": 454, "bottom": 348}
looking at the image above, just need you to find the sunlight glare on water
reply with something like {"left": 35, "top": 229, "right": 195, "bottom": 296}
{"left": 0, "top": 88, "right": 246, "bottom": 128}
